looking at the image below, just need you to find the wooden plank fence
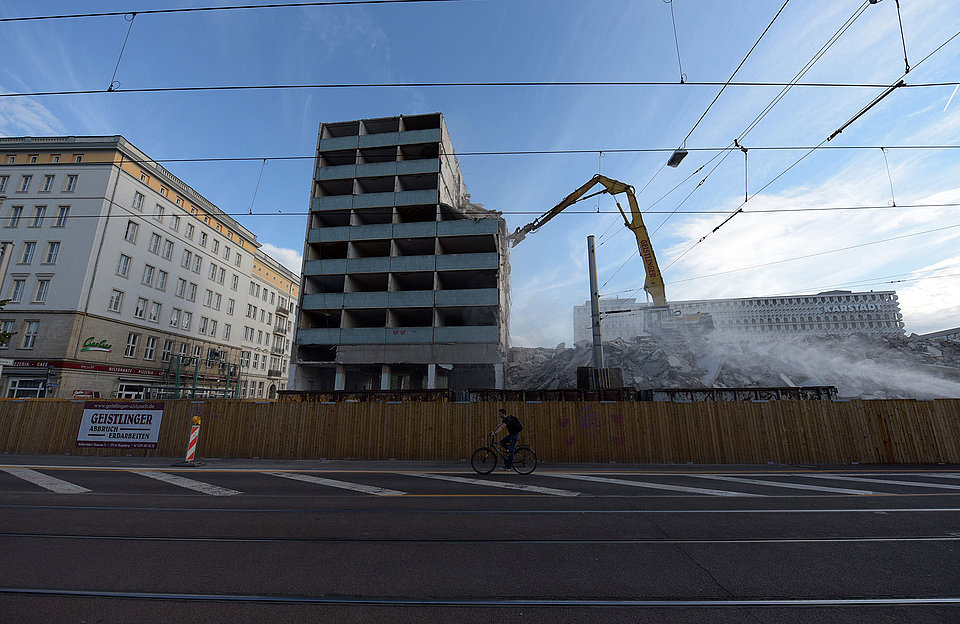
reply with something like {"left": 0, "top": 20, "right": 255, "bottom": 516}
{"left": 0, "top": 398, "right": 958, "bottom": 464}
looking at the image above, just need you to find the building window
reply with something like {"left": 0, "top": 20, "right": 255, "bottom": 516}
{"left": 208, "top": 263, "right": 217, "bottom": 281}
{"left": 142, "top": 264, "right": 155, "bottom": 286}
{"left": 181, "top": 249, "right": 192, "bottom": 268}
{"left": 176, "top": 278, "right": 186, "bottom": 298}
{"left": 209, "top": 319, "right": 217, "bottom": 336}
{"left": 0, "top": 176, "right": 8, "bottom": 193}
{"left": 185, "top": 223, "right": 194, "bottom": 239}
{"left": 108, "top": 289, "right": 124, "bottom": 312}
{"left": 217, "top": 267, "right": 225, "bottom": 285}
{"left": 21, "top": 321, "right": 39, "bottom": 349}
{"left": 179, "top": 343, "right": 189, "bottom": 360}
{"left": 140, "top": 172, "right": 149, "bottom": 184}
{"left": 187, "top": 282, "right": 197, "bottom": 301}
{"left": 32, "top": 279, "right": 49, "bottom": 303}
{"left": 75, "top": 154, "right": 83, "bottom": 163}
{"left": 162, "top": 339, "right": 173, "bottom": 362}
{"left": 64, "top": 175, "right": 78, "bottom": 192}
{"left": 116, "top": 254, "right": 130, "bottom": 277}
{"left": 144, "top": 336, "right": 157, "bottom": 360}
{"left": 156, "top": 270, "right": 167, "bottom": 291}
{"left": 212, "top": 240, "right": 219, "bottom": 255}
{"left": 235, "top": 252, "right": 241, "bottom": 267}
{"left": 134, "top": 297, "right": 147, "bottom": 319}
{"left": 213, "top": 293, "right": 221, "bottom": 310}
{"left": 170, "top": 308, "right": 181, "bottom": 327}
{"left": 9, "top": 279, "right": 24, "bottom": 302}
{"left": 223, "top": 324, "right": 231, "bottom": 340}
{"left": 170, "top": 215, "right": 180, "bottom": 231}
{"left": 132, "top": 192, "right": 144, "bottom": 211}
{"left": 176, "top": 197, "right": 182, "bottom": 207}
{"left": 44, "top": 241, "right": 60, "bottom": 264}
{"left": 227, "top": 299, "right": 235, "bottom": 315}
{"left": 149, "top": 301, "right": 161, "bottom": 323}
{"left": 20, "top": 242, "right": 36, "bottom": 264}
{"left": 203, "top": 289, "right": 213, "bottom": 307}
{"left": 124, "top": 332, "right": 139, "bottom": 358}
{"left": 6, "top": 378, "right": 44, "bottom": 398}
{"left": 154, "top": 204, "right": 165, "bottom": 222}
{"left": 199, "top": 232, "right": 208, "bottom": 247}
{"left": 231, "top": 274, "right": 239, "bottom": 291}
{"left": 199, "top": 317, "right": 208, "bottom": 334}
{"left": 124, "top": 220, "right": 139, "bottom": 243}
{"left": 51, "top": 154, "right": 60, "bottom": 163}
{"left": 17, "top": 175, "right": 32, "bottom": 192}
{"left": 29, "top": 155, "right": 38, "bottom": 164}
{"left": 223, "top": 245, "right": 230, "bottom": 261}
{"left": 161, "top": 239, "right": 173, "bottom": 260}
{"left": 192, "top": 255, "right": 202, "bottom": 274}
{"left": 29, "top": 206, "right": 46, "bottom": 227}
{"left": 54, "top": 205, "right": 69, "bottom": 227}
{"left": 7, "top": 206, "right": 23, "bottom": 227}
{"left": 0, "top": 320, "right": 14, "bottom": 348}
{"left": 5, "top": 156, "right": 13, "bottom": 164}
{"left": 182, "top": 311, "right": 192, "bottom": 330}
{"left": 41, "top": 175, "right": 55, "bottom": 192}
{"left": 149, "top": 232, "right": 161, "bottom": 254}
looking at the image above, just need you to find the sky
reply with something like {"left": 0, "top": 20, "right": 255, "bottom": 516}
{"left": 1, "top": 0, "right": 959, "bottom": 347}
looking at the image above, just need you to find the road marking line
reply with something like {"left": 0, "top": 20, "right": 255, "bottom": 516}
{"left": 128, "top": 470, "right": 241, "bottom": 496}
{"left": 0, "top": 467, "right": 90, "bottom": 494}
{"left": 265, "top": 472, "right": 406, "bottom": 496}
{"left": 799, "top": 474, "right": 960, "bottom": 491}
{"left": 690, "top": 474, "right": 876, "bottom": 495}
{"left": 402, "top": 473, "right": 579, "bottom": 497}
{"left": 551, "top": 473, "right": 762, "bottom": 497}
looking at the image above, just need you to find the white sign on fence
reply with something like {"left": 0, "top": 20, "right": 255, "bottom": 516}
{"left": 76, "top": 401, "right": 165, "bottom": 449}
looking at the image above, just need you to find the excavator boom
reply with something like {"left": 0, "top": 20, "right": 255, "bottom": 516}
{"left": 509, "top": 174, "right": 667, "bottom": 306}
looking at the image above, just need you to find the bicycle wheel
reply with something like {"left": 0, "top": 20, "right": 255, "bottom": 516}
{"left": 512, "top": 447, "right": 537, "bottom": 474}
{"left": 471, "top": 446, "right": 498, "bottom": 474}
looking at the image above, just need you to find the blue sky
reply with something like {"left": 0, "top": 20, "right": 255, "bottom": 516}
{"left": 2, "top": 0, "right": 959, "bottom": 346}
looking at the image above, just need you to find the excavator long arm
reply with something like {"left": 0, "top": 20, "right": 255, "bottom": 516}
{"left": 508, "top": 174, "right": 667, "bottom": 306}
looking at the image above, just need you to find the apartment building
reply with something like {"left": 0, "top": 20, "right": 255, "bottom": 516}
{"left": 0, "top": 135, "right": 298, "bottom": 399}
{"left": 573, "top": 290, "right": 905, "bottom": 343}
{"left": 292, "top": 113, "right": 510, "bottom": 391}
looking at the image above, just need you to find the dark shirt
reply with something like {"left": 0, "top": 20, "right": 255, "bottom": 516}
{"left": 502, "top": 414, "right": 522, "bottom": 435}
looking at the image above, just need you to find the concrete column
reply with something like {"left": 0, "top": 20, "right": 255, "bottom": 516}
{"left": 380, "top": 364, "right": 391, "bottom": 390}
{"left": 494, "top": 363, "right": 504, "bottom": 390}
{"left": 334, "top": 365, "right": 346, "bottom": 391}
{"left": 427, "top": 364, "right": 437, "bottom": 389}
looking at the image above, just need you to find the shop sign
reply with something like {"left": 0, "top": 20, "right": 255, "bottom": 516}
{"left": 80, "top": 337, "right": 113, "bottom": 352}
{"left": 76, "top": 401, "right": 164, "bottom": 449}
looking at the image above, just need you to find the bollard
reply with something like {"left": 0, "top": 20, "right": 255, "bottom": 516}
{"left": 176, "top": 415, "right": 202, "bottom": 467}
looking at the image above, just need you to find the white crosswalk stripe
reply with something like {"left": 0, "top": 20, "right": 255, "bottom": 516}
{"left": 690, "top": 474, "right": 876, "bottom": 495}
{"left": 265, "top": 472, "right": 406, "bottom": 496}
{"left": 129, "top": 470, "right": 241, "bottom": 496}
{"left": 0, "top": 467, "right": 90, "bottom": 494}
{"left": 799, "top": 474, "right": 960, "bottom": 491}
{"left": 403, "top": 473, "right": 580, "bottom": 497}
{"left": 551, "top": 473, "right": 762, "bottom": 497}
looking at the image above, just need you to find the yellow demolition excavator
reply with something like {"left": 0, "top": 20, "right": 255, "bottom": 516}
{"left": 508, "top": 174, "right": 713, "bottom": 335}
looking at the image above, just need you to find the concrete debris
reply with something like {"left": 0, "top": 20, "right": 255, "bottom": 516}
{"left": 506, "top": 333, "right": 960, "bottom": 399}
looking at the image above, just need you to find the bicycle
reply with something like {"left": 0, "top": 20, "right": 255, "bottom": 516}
{"left": 471, "top": 433, "right": 538, "bottom": 475}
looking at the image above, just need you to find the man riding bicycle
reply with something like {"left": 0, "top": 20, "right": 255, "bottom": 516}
{"left": 490, "top": 408, "right": 523, "bottom": 470}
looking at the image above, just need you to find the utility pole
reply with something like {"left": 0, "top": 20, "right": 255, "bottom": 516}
{"left": 587, "top": 235, "right": 605, "bottom": 388}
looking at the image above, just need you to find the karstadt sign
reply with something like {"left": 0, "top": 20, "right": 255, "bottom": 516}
{"left": 819, "top": 303, "right": 883, "bottom": 313}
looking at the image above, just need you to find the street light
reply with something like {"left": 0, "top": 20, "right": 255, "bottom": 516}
{"left": 666, "top": 149, "right": 688, "bottom": 168}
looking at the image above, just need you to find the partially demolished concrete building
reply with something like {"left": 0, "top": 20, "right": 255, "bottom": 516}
{"left": 291, "top": 114, "right": 510, "bottom": 391}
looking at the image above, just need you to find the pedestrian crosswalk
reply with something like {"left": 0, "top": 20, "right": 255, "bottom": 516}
{"left": 3, "top": 466, "right": 960, "bottom": 499}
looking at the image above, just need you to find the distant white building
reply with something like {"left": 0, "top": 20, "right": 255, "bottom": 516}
{"left": 573, "top": 290, "right": 905, "bottom": 343}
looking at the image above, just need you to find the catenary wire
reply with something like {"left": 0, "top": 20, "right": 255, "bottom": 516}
{"left": 2, "top": 81, "right": 959, "bottom": 101}
{"left": 0, "top": 0, "right": 466, "bottom": 22}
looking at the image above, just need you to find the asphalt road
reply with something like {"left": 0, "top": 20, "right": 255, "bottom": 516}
{"left": 1, "top": 455, "right": 959, "bottom": 623}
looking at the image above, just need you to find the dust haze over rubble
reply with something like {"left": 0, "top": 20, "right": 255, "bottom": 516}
{"left": 506, "top": 333, "right": 960, "bottom": 399}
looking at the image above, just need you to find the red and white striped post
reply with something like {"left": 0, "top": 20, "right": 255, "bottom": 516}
{"left": 184, "top": 415, "right": 201, "bottom": 463}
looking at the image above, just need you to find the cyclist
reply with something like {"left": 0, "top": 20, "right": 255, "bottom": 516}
{"left": 490, "top": 408, "right": 523, "bottom": 470}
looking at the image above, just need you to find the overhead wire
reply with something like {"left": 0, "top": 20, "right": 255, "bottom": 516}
{"left": 3, "top": 81, "right": 959, "bottom": 101}
{"left": 0, "top": 0, "right": 465, "bottom": 22}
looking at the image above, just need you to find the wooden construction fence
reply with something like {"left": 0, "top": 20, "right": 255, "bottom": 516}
{"left": 1, "top": 398, "right": 959, "bottom": 464}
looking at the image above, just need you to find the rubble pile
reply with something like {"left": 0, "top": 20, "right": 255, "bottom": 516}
{"left": 506, "top": 333, "right": 960, "bottom": 399}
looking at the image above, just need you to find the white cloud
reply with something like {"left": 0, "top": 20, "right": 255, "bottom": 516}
{"left": 260, "top": 242, "right": 303, "bottom": 276}
{"left": 0, "top": 88, "right": 65, "bottom": 137}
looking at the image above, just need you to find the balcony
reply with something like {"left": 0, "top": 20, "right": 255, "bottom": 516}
{"left": 271, "top": 344, "right": 286, "bottom": 356}
{"left": 273, "top": 324, "right": 288, "bottom": 336}
{"left": 276, "top": 305, "right": 290, "bottom": 316}
{"left": 267, "top": 369, "right": 285, "bottom": 378}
